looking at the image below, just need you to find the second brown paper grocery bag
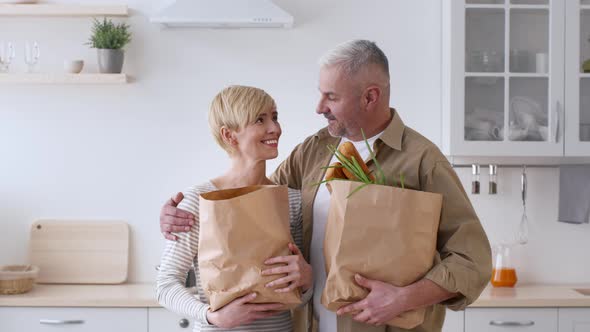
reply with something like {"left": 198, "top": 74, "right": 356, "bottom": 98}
{"left": 322, "top": 180, "right": 442, "bottom": 329}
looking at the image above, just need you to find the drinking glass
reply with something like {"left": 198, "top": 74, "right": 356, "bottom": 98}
{"left": 0, "top": 42, "right": 15, "bottom": 73}
{"left": 24, "top": 41, "right": 40, "bottom": 73}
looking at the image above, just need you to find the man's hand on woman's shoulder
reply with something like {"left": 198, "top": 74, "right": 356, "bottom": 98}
{"left": 160, "top": 192, "right": 195, "bottom": 240}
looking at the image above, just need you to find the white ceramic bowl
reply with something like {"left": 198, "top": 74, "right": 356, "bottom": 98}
{"left": 64, "top": 60, "right": 84, "bottom": 74}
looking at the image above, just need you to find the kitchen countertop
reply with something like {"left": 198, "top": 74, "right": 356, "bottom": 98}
{"left": 0, "top": 283, "right": 158, "bottom": 307}
{"left": 470, "top": 284, "right": 590, "bottom": 307}
{"left": 1, "top": 283, "right": 590, "bottom": 308}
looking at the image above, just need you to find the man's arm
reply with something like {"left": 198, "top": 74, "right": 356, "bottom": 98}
{"left": 402, "top": 278, "right": 457, "bottom": 310}
{"left": 421, "top": 160, "right": 492, "bottom": 310}
{"left": 337, "top": 275, "right": 456, "bottom": 325}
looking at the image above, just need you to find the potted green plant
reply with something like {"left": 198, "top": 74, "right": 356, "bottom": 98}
{"left": 87, "top": 18, "right": 131, "bottom": 74}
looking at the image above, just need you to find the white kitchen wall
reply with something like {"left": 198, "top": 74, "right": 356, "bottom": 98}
{"left": 0, "top": 0, "right": 588, "bottom": 285}
{"left": 457, "top": 166, "right": 590, "bottom": 284}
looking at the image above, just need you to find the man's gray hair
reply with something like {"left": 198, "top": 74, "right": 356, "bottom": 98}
{"left": 319, "top": 39, "right": 389, "bottom": 78}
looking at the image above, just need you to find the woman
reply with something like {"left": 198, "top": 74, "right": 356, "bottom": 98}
{"left": 156, "top": 85, "right": 313, "bottom": 331}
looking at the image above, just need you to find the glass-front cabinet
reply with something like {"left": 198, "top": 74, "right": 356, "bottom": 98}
{"left": 442, "top": 0, "right": 590, "bottom": 156}
{"left": 565, "top": 1, "right": 590, "bottom": 155}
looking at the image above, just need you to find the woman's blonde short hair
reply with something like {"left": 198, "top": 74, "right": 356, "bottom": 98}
{"left": 209, "top": 85, "right": 276, "bottom": 154}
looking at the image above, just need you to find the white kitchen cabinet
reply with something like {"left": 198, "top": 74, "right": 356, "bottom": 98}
{"left": 0, "top": 307, "right": 147, "bottom": 332}
{"left": 565, "top": 1, "right": 590, "bottom": 155}
{"left": 465, "top": 307, "right": 557, "bottom": 332}
{"left": 558, "top": 308, "right": 590, "bottom": 332}
{"left": 443, "top": 0, "right": 590, "bottom": 157}
{"left": 148, "top": 308, "right": 194, "bottom": 331}
{"left": 443, "top": 309, "right": 465, "bottom": 332}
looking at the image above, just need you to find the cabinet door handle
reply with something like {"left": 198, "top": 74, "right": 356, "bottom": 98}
{"left": 553, "top": 101, "right": 561, "bottom": 143}
{"left": 40, "top": 319, "right": 85, "bottom": 325}
{"left": 179, "top": 318, "right": 190, "bottom": 328}
{"left": 489, "top": 320, "right": 535, "bottom": 327}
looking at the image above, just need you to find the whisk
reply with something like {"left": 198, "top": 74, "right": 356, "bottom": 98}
{"left": 517, "top": 166, "right": 529, "bottom": 245}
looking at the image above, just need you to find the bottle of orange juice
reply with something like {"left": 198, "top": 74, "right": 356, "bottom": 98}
{"left": 491, "top": 244, "right": 517, "bottom": 287}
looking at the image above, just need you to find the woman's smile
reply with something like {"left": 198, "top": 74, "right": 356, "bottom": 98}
{"left": 261, "top": 139, "right": 279, "bottom": 148}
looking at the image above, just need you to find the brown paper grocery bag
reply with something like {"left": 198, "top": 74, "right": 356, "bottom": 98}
{"left": 321, "top": 180, "right": 442, "bottom": 329}
{"left": 199, "top": 185, "right": 301, "bottom": 311}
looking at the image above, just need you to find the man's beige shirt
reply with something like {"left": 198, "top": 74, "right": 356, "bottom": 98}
{"left": 271, "top": 109, "right": 492, "bottom": 332}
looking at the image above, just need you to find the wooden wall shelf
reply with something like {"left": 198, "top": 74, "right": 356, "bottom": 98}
{"left": 0, "top": 73, "right": 128, "bottom": 84}
{"left": 0, "top": 4, "right": 128, "bottom": 17}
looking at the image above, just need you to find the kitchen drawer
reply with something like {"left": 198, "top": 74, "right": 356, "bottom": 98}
{"left": 0, "top": 307, "right": 147, "bottom": 332}
{"left": 148, "top": 308, "right": 194, "bottom": 331}
{"left": 443, "top": 309, "right": 464, "bottom": 332}
{"left": 465, "top": 308, "right": 557, "bottom": 332}
{"left": 558, "top": 308, "right": 590, "bottom": 332}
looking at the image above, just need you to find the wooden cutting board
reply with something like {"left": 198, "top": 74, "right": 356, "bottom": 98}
{"left": 29, "top": 219, "right": 129, "bottom": 284}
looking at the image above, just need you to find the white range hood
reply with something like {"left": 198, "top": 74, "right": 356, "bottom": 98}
{"left": 150, "top": 0, "right": 294, "bottom": 29}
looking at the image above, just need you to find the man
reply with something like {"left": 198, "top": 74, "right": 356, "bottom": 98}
{"left": 160, "top": 40, "right": 492, "bottom": 332}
